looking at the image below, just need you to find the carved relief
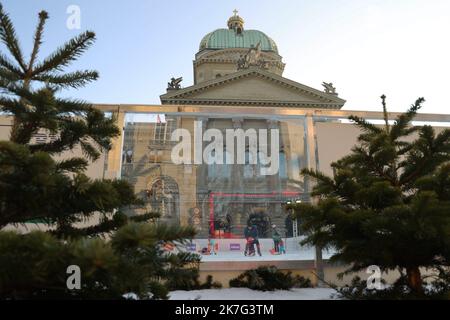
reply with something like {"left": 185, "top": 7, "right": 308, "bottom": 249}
{"left": 198, "top": 48, "right": 278, "bottom": 64}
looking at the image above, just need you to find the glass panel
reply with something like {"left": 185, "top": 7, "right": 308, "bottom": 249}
{"left": 119, "top": 114, "right": 307, "bottom": 239}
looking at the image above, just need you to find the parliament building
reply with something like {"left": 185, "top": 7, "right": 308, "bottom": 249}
{"left": 2, "top": 11, "right": 448, "bottom": 285}
{"left": 109, "top": 11, "right": 348, "bottom": 239}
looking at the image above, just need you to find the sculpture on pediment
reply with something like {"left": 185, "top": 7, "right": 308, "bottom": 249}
{"left": 237, "top": 54, "right": 246, "bottom": 70}
{"left": 322, "top": 82, "right": 338, "bottom": 95}
{"left": 167, "top": 77, "right": 183, "bottom": 90}
{"left": 237, "top": 41, "right": 269, "bottom": 70}
{"left": 247, "top": 42, "right": 262, "bottom": 65}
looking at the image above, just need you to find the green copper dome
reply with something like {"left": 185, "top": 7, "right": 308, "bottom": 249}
{"left": 199, "top": 11, "right": 278, "bottom": 53}
{"left": 199, "top": 29, "right": 278, "bottom": 53}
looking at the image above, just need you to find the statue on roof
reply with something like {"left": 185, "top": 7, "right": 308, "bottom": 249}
{"left": 322, "top": 82, "right": 338, "bottom": 95}
{"left": 167, "top": 77, "right": 183, "bottom": 90}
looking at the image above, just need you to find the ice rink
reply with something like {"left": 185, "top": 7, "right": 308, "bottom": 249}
{"left": 187, "top": 237, "right": 334, "bottom": 262}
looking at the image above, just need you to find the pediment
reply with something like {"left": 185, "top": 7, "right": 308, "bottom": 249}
{"left": 160, "top": 68, "right": 346, "bottom": 109}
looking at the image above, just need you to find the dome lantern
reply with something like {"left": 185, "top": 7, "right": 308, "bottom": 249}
{"left": 198, "top": 12, "right": 280, "bottom": 54}
{"left": 195, "top": 12, "right": 285, "bottom": 83}
{"left": 227, "top": 9, "right": 244, "bottom": 34}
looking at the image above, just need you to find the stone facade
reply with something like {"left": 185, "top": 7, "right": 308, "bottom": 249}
{"left": 155, "top": 13, "right": 345, "bottom": 238}
{"left": 194, "top": 48, "right": 285, "bottom": 83}
{"left": 119, "top": 113, "right": 307, "bottom": 238}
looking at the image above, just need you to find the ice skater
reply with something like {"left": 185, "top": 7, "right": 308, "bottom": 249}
{"left": 271, "top": 224, "right": 282, "bottom": 254}
{"left": 245, "top": 237, "right": 256, "bottom": 256}
{"left": 244, "top": 224, "right": 261, "bottom": 256}
{"left": 208, "top": 237, "right": 217, "bottom": 255}
{"left": 279, "top": 239, "right": 286, "bottom": 254}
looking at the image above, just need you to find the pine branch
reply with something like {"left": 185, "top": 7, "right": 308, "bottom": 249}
{"left": 348, "top": 115, "right": 382, "bottom": 135}
{"left": 433, "top": 128, "right": 450, "bottom": 150}
{"left": 0, "top": 3, "right": 27, "bottom": 72}
{"left": 51, "top": 212, "right": 129, "bottom": 238}
{"left": 0, "top": 96, "right": 28, "bottom": 114}
{"left": 34, "top": 70, "right": 99, "bottom": 89}
{"left": 27, "top": 11, "right": 49, "bottom": 72}
{"left": 0, "top": 67, "right": 20, "bottom": 84}
{"left": 381, "top": 94, "right": 390, "bottom": 133}
{"left": 302, "top": 168, "right": 335, "bottom": 186}
{"left": 400, "top": 127, "right": 450, "bottom": 186}
{"left": 301, "top": 168, "right": 338, "bottom": 197}
{"left": 27, "top": 116, "right": 90, "bottom": 156}
{"left": 84, "top": 109, "right": 120, "bottom": 151}
{"left": 32, "top": 31, "right": 96, "bottom": 76}
{"left": 396, "top": 140, "right": 415, "bottom": 156}
{"left": 129, "top": 212, "right": 161, "bottom": 222}
{"left": 0, "top": 75, "right": 23, "bottom": 95}
{"left": 348, "top": 146, "right": 398, "bottom": 185}
{"left": 111, "top": 223, "right": 197, "bottom": 253}
{"left": 55, "top": 157, "right": 88, "bottom": 173}
{"left": 79, "top": 139, "right": 101, "bottom": 161}
{"left": 390, "top": 97, "right": 425, "bottom": 140}
{"left": 0, "top": 53, "right": 23, "bottom": 76}
{"left": 27, "top": 111, "right": 116, "bottom": 161}
{"left": 54, "top": 97, "right": 92, "bottom": 114}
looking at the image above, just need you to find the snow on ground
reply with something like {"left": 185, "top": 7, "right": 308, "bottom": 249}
{"left": 169, "top": 288, "right": 338, "bottom": 300}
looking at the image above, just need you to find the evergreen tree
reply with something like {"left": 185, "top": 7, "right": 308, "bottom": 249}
{"left": 0, "top": 223, "right": 198, "bottom": 299}
{"left": 289, "top": 96, "right": 450, "bottom": 295}
{"left": 0, "top": 4, "right": 141, "bottom": 235}
{"left": 0, "top": 4, "right": 201, "bottom": 299}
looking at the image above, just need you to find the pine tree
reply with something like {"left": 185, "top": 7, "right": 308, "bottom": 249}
{"left": 0, "top": 4, "right": 140, "bottom": 235}
{"left": 289, "top": 96, "right": 450, "bottom": 296}
{"left": 0, "top": 4, "right": 200, "bottom": 299}
{"left": 0, "top": 223, "right": 198, "bottom": 299}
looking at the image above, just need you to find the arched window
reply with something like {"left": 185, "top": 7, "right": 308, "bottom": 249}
{"left": 149, "top": 176, "right": 180, "bottom": 223}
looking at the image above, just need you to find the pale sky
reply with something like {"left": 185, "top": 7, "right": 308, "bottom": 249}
{"left": 1, "top": 0, "right": 450, "bottom": 114}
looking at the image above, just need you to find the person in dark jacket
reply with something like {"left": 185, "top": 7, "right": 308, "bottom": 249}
{"left": 244, "top": 224, "right": 262, "bottom": 256}
{"left": 271, "top": 224, "right": 282, "bottom": 254}
{"left": 244, "top": 225, "right": 254, "bottom": 256}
